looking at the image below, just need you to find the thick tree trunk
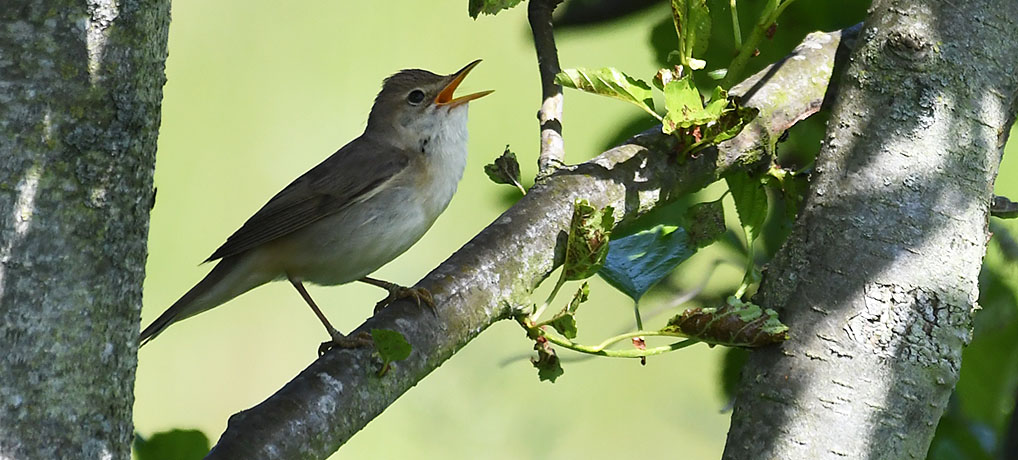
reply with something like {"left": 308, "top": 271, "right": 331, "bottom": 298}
{"left": 0, "top": 1, "right": 169, "bottom": 458}
{"left": 723, "top": 1, "right": 1018, "bottom": 459}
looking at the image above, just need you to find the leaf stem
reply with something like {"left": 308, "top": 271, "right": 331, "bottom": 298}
{"left": 721, "top": 0, "right": 798, "bottom": 89}
{"left": 633, "top": 299, "right": 644, "bottom": 330}
{"left": 542, "top": 331, "right": 699, "bottom": 358}
{"left": 532, "top": 273, "right": 566, "bottom": 321}
{"left": 730, "top": 0, "right": 742, "bottom": 49}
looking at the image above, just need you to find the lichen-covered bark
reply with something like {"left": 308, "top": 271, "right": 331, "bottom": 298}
{"left": 0, "top": 1, "right": 169, "bottom": 458}
{"left": 206, "top": 29, "right": 851, "bottom": 460}
{"left": 723, "top": 1, "right": 1018, "bottom": 459}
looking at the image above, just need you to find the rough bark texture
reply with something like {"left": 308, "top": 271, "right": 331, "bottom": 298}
{"left": 206, "top": 29, "right": 850, "bottom": 460}
{"left": 0, "top": 1, "right": 169, "bottom": 458}
{"left": 723, "top": 1, "right": 1018, "bottom": 459}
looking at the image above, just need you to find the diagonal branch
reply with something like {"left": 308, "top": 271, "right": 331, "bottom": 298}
{"left": 529, "top": 0, "right": 566, "bottom": 177}
{"left": 204, "top": 27, "right": 856, "bottom": 460}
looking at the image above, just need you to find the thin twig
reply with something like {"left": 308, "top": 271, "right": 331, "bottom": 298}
{"left": 529, "top": 0, "right": 566, "bottom": 178}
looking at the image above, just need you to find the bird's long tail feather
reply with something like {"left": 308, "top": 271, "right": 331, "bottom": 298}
{"left": 139, "top": 256, "right": 264, "bottom": 347}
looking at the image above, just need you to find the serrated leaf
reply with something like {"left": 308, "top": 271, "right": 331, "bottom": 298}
{"left": 371, "top": 329, "right": 412, "bottom": 363}
{"left": 484, "top": 145, "right": 523, "bottom": 188}
{"left": 685, "top": 199, "right": 726, "bottom": 248}
{"left": 532, "top": 341, "right": 563, "bottom": 383}
{"left": 662, "top": 296, "right": 788, "bottom": 347}
{"left": 546, "top": 283, "right": 589, "bottom": 340}
{"left": 134, "top": 429, "right": 210, "bottom": 460}
{"left": 671, "top": 0, "right": 711, "bottom": 67}
{"left": 468, "top": 0, "right": 524, "bottom": 18}
{"left": 704, "top": 103, "right": 758, "bottom": 145}
{"left": 661, "top": 76, "right": 705, "bottom": 134}
{"left": 726, "top": 171, "right": 768, "bottom": 246}
{"left": 567, "top": 282, "right": 590, "bottom": 313}
{"left": 563, "top": 200, "right": 614, "bottom": 281}
{"left": 556, "top": 68, "right": 658, "bottom": 118}
{"left": 598, "top": 225, "right": 695, "bottom": 301}
{"left": 548, "top": 314, "right": 578, "bottom": 340}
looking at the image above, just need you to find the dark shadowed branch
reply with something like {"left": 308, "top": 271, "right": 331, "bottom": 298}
{"left": 205, "top": 27, "right": 854, "bottom": 460}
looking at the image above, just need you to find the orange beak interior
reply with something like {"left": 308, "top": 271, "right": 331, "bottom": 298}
{"left": 435, "top": 59, "right": 494, "bottom": 107}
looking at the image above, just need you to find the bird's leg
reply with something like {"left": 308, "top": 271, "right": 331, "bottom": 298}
{"left": 288, "top": 277, "right": 373, "bottom": 355}
{"left": 359, "top": 276, "right": 436, "bottom": 314}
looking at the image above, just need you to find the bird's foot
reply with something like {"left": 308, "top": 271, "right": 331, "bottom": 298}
{"left": 372, "top": 284, "right": 436, "bottom": 314}
{"left": 318, "top": 331, "right": 374, "bottom": 357}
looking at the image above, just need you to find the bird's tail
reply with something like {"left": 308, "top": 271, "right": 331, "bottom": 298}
{"left": 139, "top": 256, "right": 267, "bottom": 347}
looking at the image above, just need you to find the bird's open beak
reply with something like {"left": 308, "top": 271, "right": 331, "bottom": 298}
{"left": 435, "top": 59, "right": 494, "bottom": 107}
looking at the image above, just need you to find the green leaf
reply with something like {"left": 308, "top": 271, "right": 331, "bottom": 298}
{"left": 726, "top": 171, "right": 768, "bottom": 246}
{"left": 134, "top": 429, "right": 210, "bottom": 460}
{"left": 532, "top": 340, "right": 563, "bottom": 383}
{"left": 598, "top": 225, "right": 695, "bottom": 301}
{"left": 483, "top": 145, "right": 524, "bottom": 192}
{"left": 556, "top": 68, "right": 658, "bottom": 118}
{"left": 685, "top": 198, "right": 726, "bottom": 248}
{"left": 371, "top": 329, "right": 412, "bottom": 363}
{"left": 468, "top": 0, "right": 523, "bottom": 18}
{"left": 671, "top": 0, "right": 712, "bottom": 68}
{"left": 661, "top": 76, "right": 707, "bottom": 134}
{"left": 567, "top": 282, "right": 590, "bottom": 313}
{"left": 703, "top": 102, "right": 758, "bottom": 145}
{"left": 661, "top": 296, "right": 789, "bottom": 347}
{"left": 563, "top": 200, "right": 614, "bottom": 281}
{"left": 548, "top": 314, "right": 578, "bottom": 340}
{"left": 547, "top": 283, "right": 589, "bottom": 340}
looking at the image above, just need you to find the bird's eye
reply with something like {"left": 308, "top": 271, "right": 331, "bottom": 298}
{"left": 407, "top": 89, "right": 426, "bottom": 105}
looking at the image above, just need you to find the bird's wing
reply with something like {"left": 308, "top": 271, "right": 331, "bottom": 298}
{"left": 204, "top": 135, "right": 411, "bottom": 262}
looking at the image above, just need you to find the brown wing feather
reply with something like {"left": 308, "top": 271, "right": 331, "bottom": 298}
{"left": 205, "top": 135, "right": 410, "bottom": 262}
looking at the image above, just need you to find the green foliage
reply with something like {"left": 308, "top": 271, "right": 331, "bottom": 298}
{"left": 599, "top": 225, "right": 696, "bottom": 302}
{"left": 662, "top": 77, "right": 722, "bottom": 133}
{"left": 134, "top": 429, "right": 210, "bottom": 460}
{"left": 563, "top": 200, "right": 614, "bottom": 281}
{"left": 686, "top": 198, "right": 726, "bottom": 247}
{"left": 555, "top": 68, "right": 657, "bottom": 118}
{"left": 670, "top": 0, "right": 712, "bottom": 70}
{"left": 484, "top": 145, "right": 526, "bottom": 195}
{"left": 726, "top": 171, "right": 767, "bottom": 247}
{"left": 662, "top": 296, "right": 788, "bottom": 347}
{"left": 547, "top": 283, "right": 589, "bottom": 339}
{"left": 468, "top": 0, "right": 523, "bottom": 18}
{"left": 371, "top": 329, "right": 412, "bottom": 376}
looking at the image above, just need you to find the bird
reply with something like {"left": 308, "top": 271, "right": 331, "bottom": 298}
{"left": 139, "top": 60, "right": 492, "bottom": 352}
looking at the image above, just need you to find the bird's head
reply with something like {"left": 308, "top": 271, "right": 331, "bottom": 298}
{"left": 366, "top": 60, "right": 492, "bottom": 148}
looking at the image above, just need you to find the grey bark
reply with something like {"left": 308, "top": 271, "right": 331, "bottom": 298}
{"left": 723, "top": 1, "right": 1018, "bottom": 459}
{"left": 206, "top": 29, "right": 850, "bottom": 459}
{"left": 0, "top": 1, "right": 169, "bottom": 458}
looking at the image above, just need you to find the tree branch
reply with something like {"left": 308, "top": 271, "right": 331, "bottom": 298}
{"left": 205, "top": 27, "right": 853, "bottom": 460}
{"left": 529, "top": 0, "right": 566, "bottom": 177}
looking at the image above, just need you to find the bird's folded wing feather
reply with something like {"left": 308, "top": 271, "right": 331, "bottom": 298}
{"left": 204, "top": 135, "right": 411, "bottom": 262}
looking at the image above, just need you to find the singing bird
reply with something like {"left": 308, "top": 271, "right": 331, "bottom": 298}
{"left": 139, "top": 60, "right": 492, "bottom": 350}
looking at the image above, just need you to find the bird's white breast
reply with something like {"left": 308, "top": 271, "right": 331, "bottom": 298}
{"left": 421, "top": 105, "right": 470, "bottom": 213}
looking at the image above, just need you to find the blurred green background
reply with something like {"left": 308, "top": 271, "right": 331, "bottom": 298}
{"left": 135, "top": 1, "right": 1018, "bottom": 459}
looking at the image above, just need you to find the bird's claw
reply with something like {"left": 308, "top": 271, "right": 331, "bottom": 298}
{"left": 318, "top": 331, "right": 374, "bottom": 357}
{"left": 374, "top": 285, "right": 436, "bottom": 315}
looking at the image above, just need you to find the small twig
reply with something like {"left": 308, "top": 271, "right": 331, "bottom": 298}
{"left": 992, "top": 195, "right": 1018, "bottom": 218}
{"left": 529, "top": 0, "right": 566, "bottom": 178}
